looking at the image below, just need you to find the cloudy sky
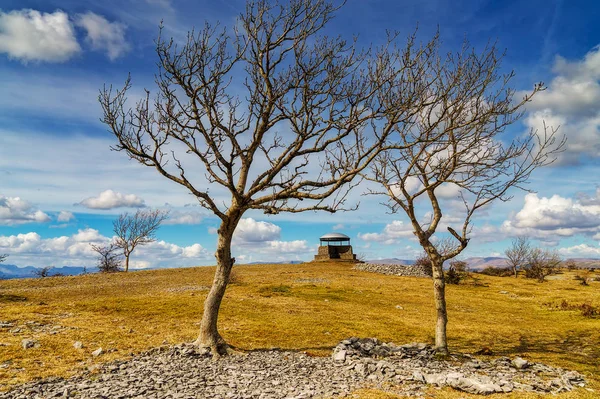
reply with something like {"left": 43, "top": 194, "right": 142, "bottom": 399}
{"left": 1, "top": 0, "right": 599, "bottom": 270}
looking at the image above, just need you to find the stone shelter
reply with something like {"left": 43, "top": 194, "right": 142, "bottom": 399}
{"left": 313, "top": 232, "right": 357, "bottom": 261}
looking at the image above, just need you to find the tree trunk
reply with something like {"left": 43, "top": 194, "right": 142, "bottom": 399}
{"left": 431, "top": 259, "right": 449, "bottom": 355}
{"left": 513, "top": 266, "right": 517, "bottom": 278}
{"left": 194, "top": 216, "right": 239, "bottom": 355}
{"left": 124, "top": 255, "right": 129, "bottom": 272}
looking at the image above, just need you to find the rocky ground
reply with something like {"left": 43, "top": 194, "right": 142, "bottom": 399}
{"left": 0, "top": 338, "right": 588, "bottom": 399}
{"left": 354, "top": 263, "right": 432, "bottom": 278}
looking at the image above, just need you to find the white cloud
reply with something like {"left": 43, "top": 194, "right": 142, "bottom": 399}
{"left": 163, "top": 210, "right": 203, "bottom": 225}
{"left": 558, "top": 244, "right": 600, "bottom": 258}
{"left": 0, "top": 9, "right": 80, "bottom": 63}
{"left": 0, "top": 196, "right": 51, "bottom": 225}
{"left": 332, "top": 224, "right": 345, "bottom": 231}
{"left": 0, "top": 229, "right": 210, "bottom": 269}
{"left": 502, "top": 192, "right": 600, "bottom": 241}
{"left": 264, "top": 240, "right": 309, "bottom": 253}
{"left": 521, "top": 46, "right": 600, "bottom": 162}
{"left": 233, "top": 218, "right": 281, "bottom": 244}
{"left": 79, "top": 190, "right": 146, "bottom": 210}
{"left": 358, "top": 220, "right": 415, "bottom": 245}
{"left": 75, "top": 12, "right": 129, "bottom": 60}
{"left": 57, "top": 211, "right": 75, "bottom": 222}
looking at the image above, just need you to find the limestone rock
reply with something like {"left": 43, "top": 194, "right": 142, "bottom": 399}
{"left": 21, "top": 339, "right": 38, "bottom": 349}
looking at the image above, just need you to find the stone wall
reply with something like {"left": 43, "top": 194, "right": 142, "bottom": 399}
{"left": 354, "top": 262, "right": 432, "bottom": 278}
{"left": 314, "top": 245, "right": 357, "bottom": 261}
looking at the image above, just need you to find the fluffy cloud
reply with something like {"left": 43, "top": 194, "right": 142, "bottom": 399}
{"left": 233, "top": 218, "right": 281, "bottom": 244}
{"left": 79, "top": 190, "right": 146, "bottom": 210}
{"left": 358, "top": 220, "right": 415, "bottom": 244}
{"left": 0, "top": 9, "right": 80, "bottom": 63}
{"left": 0, "top": 228, "right": 210, "bottom": 269}
{"left": 163, "top": 210, "right": 203, "bottom": 225}
{"left": 75, "top": 12, "right": 129, "bottom": 60}
{"left": 0, "top": 196, "right": 51, "bottom": 225}
{"left": 264, "top": 240, "right": 309, "bottom": 253}
{"left": 502, "top": 192, "right": 600, "bottom": 240}
{"left": 521, "top": 46, "right": 600, "bottom": 162}
{"left": 57, "top": 211, "right": 75, "bottom": 222}
{"left": 558, "top": 244, "right": 600, "bottom": 258}
{"left": 228, "top": 218, "right": 310, "bottom": 261}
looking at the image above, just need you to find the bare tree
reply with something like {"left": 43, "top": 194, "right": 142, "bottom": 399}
{"left": 33, "top": 266, "right": 53, "bottom": 278}
{"left": 365, "top": 40, "right": 564, "bottom": 355}
{"left": 505, "top": 236, "right": 531, "bottom": 278}
{"left": 91, "top": 243, "right": 123, "bottom": 273}
{"left": 100, "top": 0, "right": 431, "bottom": 355}
{"left": 524, "top": 248, "right": 561, "bottom": 282}
{"left": 113, "top": 209, "right": 168, "bottom": 272}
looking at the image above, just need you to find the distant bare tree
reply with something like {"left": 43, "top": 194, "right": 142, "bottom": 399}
{"left": 113, "top": 209, "right": 168, "bottom": 272}
{"left": 91, "top": 243, "right": 123, "bottom": 273}
{"left": 33, "top": 266, "right": 53, "bottom": 278}
{"left": 505, "top": 236, "right": 531, "bottom": 278}
{"left": 524, "top": 248, "right": 562, "bottom": 282}
{"left": 100, "top": 0, "right": 432, "bottom": 355}
{"left": 365, "top": 39, "right": 565, "bottom": 354}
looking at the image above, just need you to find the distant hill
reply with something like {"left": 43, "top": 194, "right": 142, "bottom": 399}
{"left": 462, "top": 257, "right": 509, "bottom": 270}
{"left": 0, "top": 264, "right": 95, "bottom": 279}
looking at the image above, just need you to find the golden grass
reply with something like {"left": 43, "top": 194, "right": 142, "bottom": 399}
{"left": 0, "top": 262, "right": 599, "bottom": 398}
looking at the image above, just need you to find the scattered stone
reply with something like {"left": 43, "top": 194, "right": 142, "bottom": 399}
{"left": 0, "top": 338, "right": 586, "bottom": 399}
{"left": 73, "top": 341, "right": 84, "bottom": 349}
{"left": 354, "top": 263, "right": 432, "bottom": 278}
{"left": 21, "top": 339, "right": 38, "bottom": 349}
{"left": 91, "top": 348, "right": 103, "bottom": 357}
{"left": 513, "top": 357, "right": 529, "bottom": 369}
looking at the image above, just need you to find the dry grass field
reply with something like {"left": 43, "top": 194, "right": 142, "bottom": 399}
{"left": 0, "top": 262, "right": 598, "bottom": 398}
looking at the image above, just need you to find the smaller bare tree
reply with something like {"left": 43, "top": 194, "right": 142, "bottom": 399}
{"left": 33, "top": 266, "right": 53, "bottom": 278}
{"left": 524, "top": 248, "right": 561, "bottom": 282}
{"left": 91, "top": 243, "right": 123, "bottom": 273}
{"left": 113, "top": 209, "right": 169, "bottom": 272}
{"left": 505, "top": 236, "right": 531, "bottom": 278}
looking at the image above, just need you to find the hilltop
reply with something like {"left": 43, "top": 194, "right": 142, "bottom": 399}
{"left": 0, "top": 262, "right": 598, "bottom": 398}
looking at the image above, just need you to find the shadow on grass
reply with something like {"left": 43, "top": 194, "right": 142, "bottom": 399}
{"left": 0, "top": 294, "right": 27, "bottom": 302}
{"left": 455, "top": 330, "right": 600, "bottom": 369}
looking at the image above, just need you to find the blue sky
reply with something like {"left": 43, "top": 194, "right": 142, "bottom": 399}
{"left": 1, "top": 0, "right": 599, "bottom": 269}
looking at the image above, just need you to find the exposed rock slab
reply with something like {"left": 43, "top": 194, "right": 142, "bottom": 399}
{"left": 0, "top": 338, "right": 587, "bottom": 398}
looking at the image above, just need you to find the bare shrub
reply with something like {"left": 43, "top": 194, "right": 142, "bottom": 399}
{"left": 414, "top": 253, "right": 433, "bottom": 277}
{"left": 524, "top": 248, "right": 561, "bottom": 282}
{"left": 565, "top": 259, "right": 578, "bottom": 270}
{"left": 33, "top": 267, "right": 53, "bottom": 278}
{"left": 91, "top": 243, "right": 122, "bottom": 273}
{"left": 446, "top": 260, "right": 468, "bottom": 285}
{"left": 479, "top": 267, "right": 513, "bottom": 277}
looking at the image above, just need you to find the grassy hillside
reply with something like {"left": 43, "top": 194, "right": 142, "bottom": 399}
{"left": 0, "top": 262, "right": 599, "bottom": 398}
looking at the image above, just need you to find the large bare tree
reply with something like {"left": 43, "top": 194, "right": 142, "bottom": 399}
{"left": 365, "top": 40, "right": 565, "bottom": 355}
{"left": 113, "top": 209, "right": 168, "bottom": 272}
{"left": 99, "top": 0, "right": 432, "bottom": 354}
